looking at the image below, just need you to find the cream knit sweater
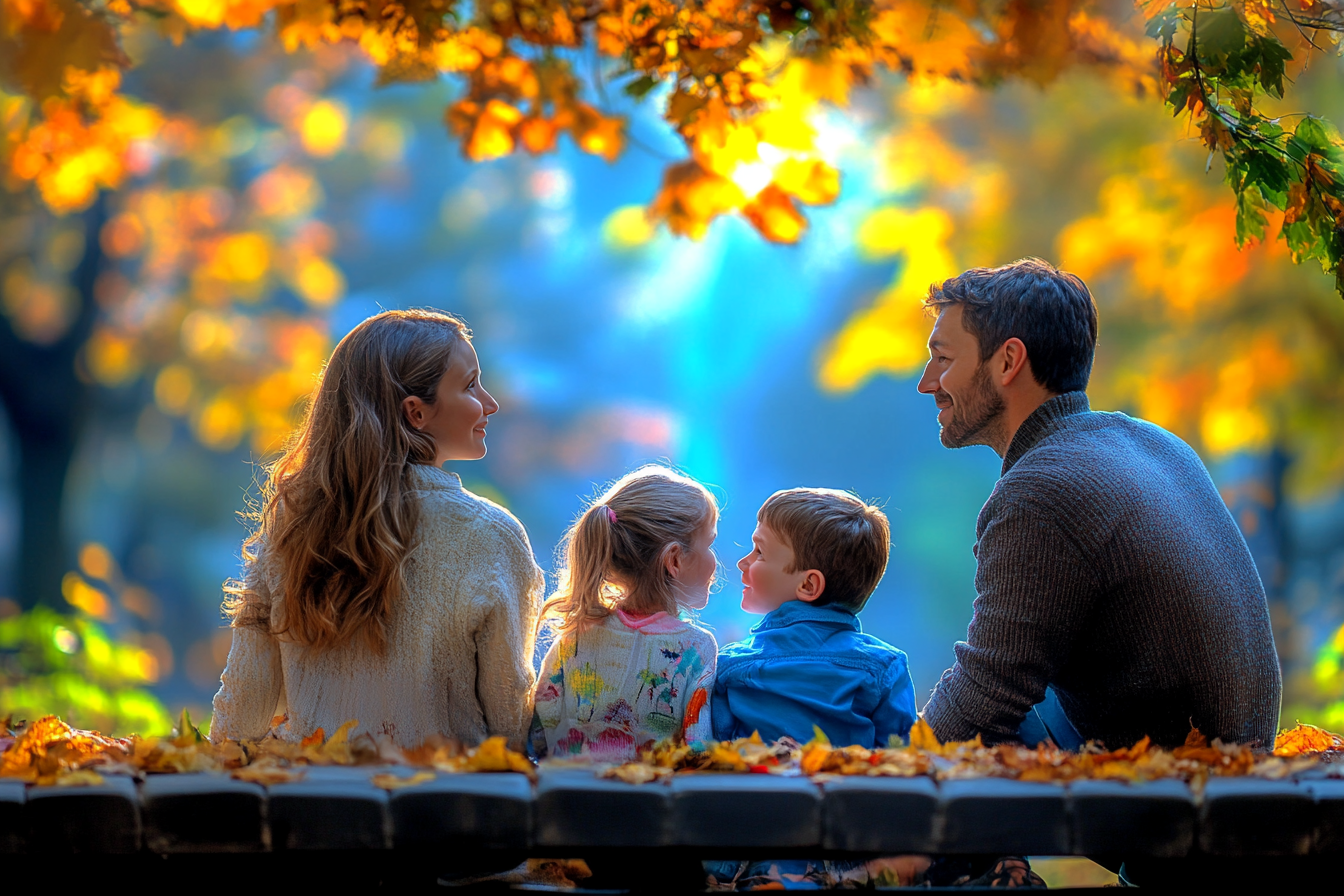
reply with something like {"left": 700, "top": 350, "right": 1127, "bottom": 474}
{"left": 209, "top": 464, "right": 543, "bottom": 747}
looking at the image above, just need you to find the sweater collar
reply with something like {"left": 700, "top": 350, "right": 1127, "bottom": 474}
{"left": 1001, "top": 390, "right": 1090, "bottom": 475}
{"left": 409, "top": 463, "right": 462, "bottom": 490}
{"left": 751, "top": 599, "right": 861, "bottom": 634}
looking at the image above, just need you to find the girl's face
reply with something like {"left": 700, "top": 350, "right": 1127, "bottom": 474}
{"left": 405, "top": 341, "right": 500, "bottom": 465}
{"left": 672, "top": 517, "right": 718, "bottom": 611}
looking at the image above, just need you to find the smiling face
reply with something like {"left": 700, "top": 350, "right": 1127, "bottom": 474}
{"left": 405, "top": 340, "right": 499, "bottom": 465}
{"left": 917, "top": 304, "right": 1007, "bottom": 450}
{"left": 672, "top": 517, "right": 719, "bottom": 611}
{"left": 736, "top": 523, "right": 809, "bottom": 615}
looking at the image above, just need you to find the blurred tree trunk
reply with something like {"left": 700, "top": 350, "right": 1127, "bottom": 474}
{"left": 0, "top": 196, "right": 104, "bottom": 610}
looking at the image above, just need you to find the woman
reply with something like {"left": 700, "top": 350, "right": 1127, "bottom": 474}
{"left": 209, "top": 309, "right": 543, "bottom": 747}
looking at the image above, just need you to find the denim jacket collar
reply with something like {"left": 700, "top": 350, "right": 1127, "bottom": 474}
{"left": 751, "top": 600, "right": 862, "bottom": 634}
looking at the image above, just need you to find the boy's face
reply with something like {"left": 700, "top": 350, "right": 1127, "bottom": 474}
{"left": 737, "top": 523, "right": 811, "bottom": 614}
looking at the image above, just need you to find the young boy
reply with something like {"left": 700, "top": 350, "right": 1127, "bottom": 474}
{"left": 712, "top": 487, "right": 917, "bottom": 747}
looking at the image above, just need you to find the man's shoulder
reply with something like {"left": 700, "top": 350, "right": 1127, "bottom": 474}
{"left": 1025, "top": 408, "right": 1195, "bottom": 465}
{"left": 1001, "top": 410, "right": 1199, "bottom": 498}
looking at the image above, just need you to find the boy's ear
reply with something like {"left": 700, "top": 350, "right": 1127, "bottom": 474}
{"left": 795, "top": 570, "right": 826, "bottom": 603}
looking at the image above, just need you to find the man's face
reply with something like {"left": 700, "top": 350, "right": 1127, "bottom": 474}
{"left": 917, "top": 304, "right": 1007, "bottom": 449}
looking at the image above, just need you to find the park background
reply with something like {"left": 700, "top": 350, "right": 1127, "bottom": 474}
{"left": 2, "top": 7, "right": 1343, "bottom": 741}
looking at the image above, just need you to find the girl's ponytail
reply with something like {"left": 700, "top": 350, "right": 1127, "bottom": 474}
{"left": 539, "top": 466, "right": 717, "bottom": 638}
{"left": 540, "top": 502, "right": 620, "bottom": 633}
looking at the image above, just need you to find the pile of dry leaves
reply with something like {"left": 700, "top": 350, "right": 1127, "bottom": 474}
{"left": 0, "top": 711, "right": 533, "bottom": 787}
{"left": 601, "top": 719, "right": 1344, "bottom": 787}
{"left": 4, "top": 712, "right": 1342, "bottom": 790}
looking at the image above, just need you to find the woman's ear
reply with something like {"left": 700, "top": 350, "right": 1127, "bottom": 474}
{"left": 663, "top": 543, "right": 684, "bottom": 580}
{"left": 403, "top": 395, "right": 426, "bottom": 430}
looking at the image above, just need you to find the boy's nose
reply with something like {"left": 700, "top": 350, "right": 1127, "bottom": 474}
{"left": 736, "top": 555, "right": 749, "bottom": 573}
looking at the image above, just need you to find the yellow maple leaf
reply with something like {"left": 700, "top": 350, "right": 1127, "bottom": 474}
{"left": 907, "top": 718, "right": 942, "bottom": 753}
{"left": 370, "top": 770, "right": 435, "bottom": 790}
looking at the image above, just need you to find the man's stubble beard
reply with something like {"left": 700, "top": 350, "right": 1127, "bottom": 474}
{"left": 939, "top": 362, "right": 1008, "bottom": 450}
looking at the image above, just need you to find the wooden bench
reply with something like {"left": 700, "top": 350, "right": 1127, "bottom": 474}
{"left": 3, "top": 768, "right": 1340, "bottom": 887}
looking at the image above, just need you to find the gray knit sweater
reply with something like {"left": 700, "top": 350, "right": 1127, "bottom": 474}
{"left": 922, "top": 392, "right": 1281, "bottom": 750}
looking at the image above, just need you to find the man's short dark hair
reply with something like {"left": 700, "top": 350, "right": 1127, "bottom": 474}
{"left": 925, "top": 257, "right": 1098, "bottom": 394}
{"left": 758, "top": 488, "right": 890, "bottom": 613}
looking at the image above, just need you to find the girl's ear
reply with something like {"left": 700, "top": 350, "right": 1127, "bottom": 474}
{"left": 663, "top": 542, "right": 684, "bottom": 580}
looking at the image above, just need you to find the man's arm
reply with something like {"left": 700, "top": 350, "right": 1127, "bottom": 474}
{"left": 922, "top": 492, "right": 1099, "bottom": 743}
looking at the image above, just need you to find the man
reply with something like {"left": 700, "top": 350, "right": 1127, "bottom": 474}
{"left": 918, "top": 257, "right": 1281, "bottom": 749}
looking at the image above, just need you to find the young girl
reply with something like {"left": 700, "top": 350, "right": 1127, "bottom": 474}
{"left": 210, "top": 309, "right": 544, "bottom": 747}
{"left": 530, "top": 466, "right": 719, "bottom": 760}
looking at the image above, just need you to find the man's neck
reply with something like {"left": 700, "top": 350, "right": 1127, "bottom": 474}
{"left": 990, "top": 389, "right": 1058, "bottom": 457}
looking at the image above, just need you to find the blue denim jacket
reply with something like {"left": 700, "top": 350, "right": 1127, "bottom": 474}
{"left": 711, "top": 601, "right": 918, "bottom": 747}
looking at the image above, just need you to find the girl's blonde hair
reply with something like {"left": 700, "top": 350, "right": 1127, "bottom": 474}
{"left": 224, "top": 308, "right": 470, "bottom": 654}
{"left": 540, "top": 465, "right": 718, "bottom": 636}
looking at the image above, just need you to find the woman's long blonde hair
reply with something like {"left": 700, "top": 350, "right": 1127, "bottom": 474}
{"left": 224, "top": 309, "right": 470, "bottom": 653}
{"left": 539, "top": 465, "right": 718, "bottom": 637}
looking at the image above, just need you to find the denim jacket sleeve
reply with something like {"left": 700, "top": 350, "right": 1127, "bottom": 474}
{"left": 870, "top": 651, "right": 918, "bottom": 746}
{"left": 710, "top": 670, "right": 736, "bottom": 742}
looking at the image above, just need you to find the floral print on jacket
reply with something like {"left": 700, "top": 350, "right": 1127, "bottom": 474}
{"left": 530, "top": 609, "right": 716, "bottom": 761}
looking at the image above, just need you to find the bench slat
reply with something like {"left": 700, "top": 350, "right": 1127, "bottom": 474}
{"left": 25, "top": 775, "right": 140, "bottom": 854}
{"left": 668, "top": 774, "right": 821, "bottom": 848}
{"left": 141, "top": 775, "right": 267, "bottom": 853}
{"left": 1198, "top": 778, "right": 1315, "bottom": 856}
{"left": 821, "top": 775, "right": 940, "bottom": 853}
{"left": 535, "top": 768, "right": 671, "bottom": 848}
{"left": 1069, "top": 779, "right": 1195, "bottom": 857}
{"left": 388, "top": 772, "right": 532, "bottom": 852}
{"left": 938, "top": 779, "right": 1069, "bottom": 855}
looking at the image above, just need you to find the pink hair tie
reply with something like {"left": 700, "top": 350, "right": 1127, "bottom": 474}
{"left": 606, "top": 506, "right": 618, "bottom": 524}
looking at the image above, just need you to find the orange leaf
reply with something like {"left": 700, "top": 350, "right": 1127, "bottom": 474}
{"left": 742, "top": 184, "right": 806, "bottom": 243}
{"left": 1274, "top": 723, "right": 1344, "bottom": 757}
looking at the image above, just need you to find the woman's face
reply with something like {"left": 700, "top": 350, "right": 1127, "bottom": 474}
{"left": 404, "top": 341, "right": 499, "bottom": 465}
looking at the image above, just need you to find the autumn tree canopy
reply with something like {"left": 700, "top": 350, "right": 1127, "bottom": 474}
{"left": 5, "top": 0, "right": 1344, "bottom": 280}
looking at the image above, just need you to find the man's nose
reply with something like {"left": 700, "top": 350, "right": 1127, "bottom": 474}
{"left": 916, "top": 360, "right": 937, "bottom": 394}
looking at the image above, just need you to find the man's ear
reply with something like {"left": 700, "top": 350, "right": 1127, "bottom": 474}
{"left": 997, "top": 337, "right": 1032, "bottom": 388}
{"left": 403, "top": 394, "right": 427, "bottom": 430}
{"left": 795, "top": 570, "right": 826, "bottom": 603}
{"left": 663, "top": 543, "right": 684, "bottom": 580}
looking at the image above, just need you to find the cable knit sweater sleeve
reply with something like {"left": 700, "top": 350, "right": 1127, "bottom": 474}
{"left": 210, "top": 561, "right": 283, "bottom": 742}
{"left": 467, "top": 516, "right": 544, "bottom": 749}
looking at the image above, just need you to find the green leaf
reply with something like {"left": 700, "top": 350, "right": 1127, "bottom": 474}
{"left": 1235, "top": 184, "right": 1269, "bottom": 247}
{"left": 623, "top": 75, "right": 660, "bottom": 99}
{"left": 1145, "top": 4, "right": 1181, "bottom": 43}
{"left": 176, "top": 707, "right": 202, "bottom": 744}
{"left": 1193, "top": 7, "right": 1246, "bottom": 64}
{"left": 1247, "top": 33, "right": 1294, "bottom": 98}
{"left": 1295, "top": 118, "right": 1337, "bottom": 154}
{"left": 1284, "top": 219, "right": 1326, "bottom": 264}
{"left": 1243, "top": 148, "right": 1291, "bottom": 195}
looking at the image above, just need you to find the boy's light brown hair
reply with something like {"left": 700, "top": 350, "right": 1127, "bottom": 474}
{"left": 758, "top": 488, "right": 890, "bottom": 612}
